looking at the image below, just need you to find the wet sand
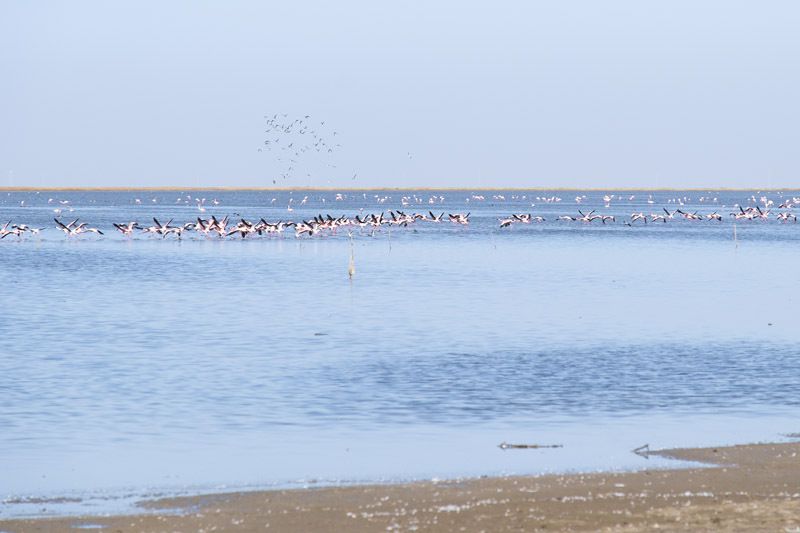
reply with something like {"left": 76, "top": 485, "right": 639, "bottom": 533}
{"left": 3, "top": 441, "right": 800, "bottom": 532}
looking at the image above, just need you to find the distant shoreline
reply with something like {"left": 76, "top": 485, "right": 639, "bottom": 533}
{"left": 1, "top": 186, "right": 798, "bottom": 192}
{"left": 2, "top": 440, "right": 799, "bottom": 531}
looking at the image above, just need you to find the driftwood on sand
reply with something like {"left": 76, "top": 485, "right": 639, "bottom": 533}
{"left": 498, "top": 442, "right": 563, "bottom": 450}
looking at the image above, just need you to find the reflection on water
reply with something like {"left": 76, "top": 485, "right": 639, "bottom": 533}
{"left": 1, "top": 189, "right": 799, "bottom": 516}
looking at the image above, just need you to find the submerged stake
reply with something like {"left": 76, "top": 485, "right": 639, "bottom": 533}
{"left": 348, "top": 233, "right": 355, "bottom": 279}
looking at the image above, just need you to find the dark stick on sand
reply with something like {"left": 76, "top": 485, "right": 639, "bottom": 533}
{"left": 632, "top": 443, "right": 650, "bottom": 458}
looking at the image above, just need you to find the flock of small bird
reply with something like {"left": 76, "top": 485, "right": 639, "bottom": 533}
{"left": 0, "top": 202, "right": 797, "bottom": 241}
{"left": 258, "top": 114, "right": 349, "bottom": 184}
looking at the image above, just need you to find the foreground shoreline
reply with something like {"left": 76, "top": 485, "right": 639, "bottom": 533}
{"left": 3, "top": 442, "right": 799, "bottom": 532}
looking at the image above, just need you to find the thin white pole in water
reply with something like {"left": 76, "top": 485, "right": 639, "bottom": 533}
{"left": 348, "top": 233, "right": 355, "bottom": 279}
{"left": 733, "top": 222, "right": 738, "bottom": 248}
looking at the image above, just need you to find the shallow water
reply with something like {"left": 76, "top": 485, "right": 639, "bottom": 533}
{"left": 1, "top": 189, "right": 799, "bottom": 517}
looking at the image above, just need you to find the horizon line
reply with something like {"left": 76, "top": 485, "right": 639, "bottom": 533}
{"left": 1, "top": 186, "right": 798, "bottom": 192}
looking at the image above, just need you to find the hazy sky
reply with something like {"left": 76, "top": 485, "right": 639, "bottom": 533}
{"left": 2, "top": 1, "right": 799, "bottom": 188}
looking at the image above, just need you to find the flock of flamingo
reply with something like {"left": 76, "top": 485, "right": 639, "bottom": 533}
{"left": 1, "top": 192, "right": 799, "bottom": 240}
{"left": 0, "top": 205, "right": 796, "bottom": 240}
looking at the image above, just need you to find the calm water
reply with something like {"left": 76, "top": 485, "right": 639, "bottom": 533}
{"left": 1, "top": 189, "right": 799, "bottom": 517}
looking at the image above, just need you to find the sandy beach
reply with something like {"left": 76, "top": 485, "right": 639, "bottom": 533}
{"left": 3, "top": 441, "right": 799, "bottom": 532}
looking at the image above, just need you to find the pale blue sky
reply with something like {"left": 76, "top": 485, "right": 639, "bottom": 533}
{"left": 2, "top": 1, "right": 799, "bottom": 188}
